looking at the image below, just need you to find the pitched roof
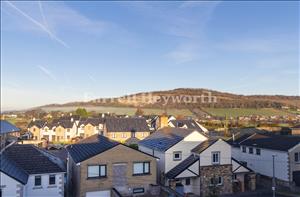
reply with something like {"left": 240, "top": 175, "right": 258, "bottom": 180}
{"left": 105, "top": 117, "right": 149, "bottom": 132}
{"left": 232, "top": 157, "right": 253, "bottom": 173}
{"left": 4, "top": 144, "right": 65, "bottom": 174}
{"left": 191, "top": 139, "right": 218, "bottom": 154}
{"left": 139, "top": 127, "right": 198, "bottom": 151}
{"left": 0, "top": 120, "right": 20, "bottom": 135}
{"left": 27, "top": 120, "right": 46, "bottom": 129}
{"left": 0, "top": 154, "right": 28, "bottom": 184}
{"left": 85, "top": 118, "right": 105, "bottom": 126}
{"left": 240, "top": 135, "right": 300, "bottom": 151}
{"left": 227, "top": 133, "right": 253, "bottom": 148}
{"left": 227, "top": 128, "right": 270, "bottom": 148}
{"left": 170, "top": 120, "right": 204, "bottom": 131}
{"left": 56, "top": 120, "right": 74, "bottom": 129}
{"left": 165, "top": 154, "right": 199, "bottom": 179}
{"left": 66, "top": 135, "right": 119, "bottom": 163}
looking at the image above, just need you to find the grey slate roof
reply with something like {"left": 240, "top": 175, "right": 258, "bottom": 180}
{"left": 105, "top": 117, "right": 149, "bottom": 132}
{"left": 227, "top": 133, "right": 253, "bottom": 148}
{"left": 57, "top": 120, "right": 74, "bottom": 129}
{"left": 27, "top": 120, "right": 47, "bottom": 129}
{"left": 66, "top": 135, "right": 119, "bottom": 163}
{"left": 166, "top": 154, "right": 199, "bottom": 179}
{"left": 4, "top": 144, "right": 65, "bottom": 175}
{"left": 139, "top": 127, "right": 198, "bottom": 151}
{"left": 170, "top": 120, "right": 204, "bottom": 131}
{"left": 85, "top": 118, "right": 105, "bottom": 126}
{"left": 0, "top": 120, "right": 20, "bottom": 135}
{"left": 191, "top": 139, "right": 218, "bottom": 154}
{"left": 0, "top": 154, "right": 28, "bottom": 184}
{"left": 240, "top": 135, "right": 300, "bottom": 151}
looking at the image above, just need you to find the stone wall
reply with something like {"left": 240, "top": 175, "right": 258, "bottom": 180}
{"left": 200, "top": 164, "right": 233, "bottom": 197}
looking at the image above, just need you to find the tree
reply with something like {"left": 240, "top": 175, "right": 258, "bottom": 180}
{"left": 135, "top": 107, "right": 144, "bottom": 116}
{"left": 75, "top": 108, "right": 88, "bottom": 117}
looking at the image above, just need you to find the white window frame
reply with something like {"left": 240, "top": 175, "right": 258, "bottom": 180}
{"left": 173, "top": 151, "right": 182, "bottom": 161}
{"left": 212, "top": 151, "right": 220, "bottom": 165}
{"left": 217, "top": 176, "right": 223, "bottom": 185}
{"left": 34, "top": 175, "right": 42, "bottom": 186}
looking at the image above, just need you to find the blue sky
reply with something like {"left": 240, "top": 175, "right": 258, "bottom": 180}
{"left": 1, "top": 1, "right": 299, "bottom": 110}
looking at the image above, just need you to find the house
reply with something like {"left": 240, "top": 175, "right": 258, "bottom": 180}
{"left": 66, "top": 134, "right": 157, "bottom": 197}
{"left": 0, "top": 120, "right": 20, "bottom": 150}
{"left": 165, "top": 139, "right": 255, "bottom": 196}
{"left": 104, "top": 117, "right": 150, "bottom": 143}
{"left": 27, "top": 119, "right": 47, "bottom": 141}
{"left": 55, "top": 120, "right": 76, "bottom": 142}
{"left": 138, "top": 128, "right": 208, "bottom": 183}
{"left": 0, "top": 144, "right": 65, "bottom": 197}
{"left": 82, "top": 118, "right": 105, "bottom": 138}
{"left": 291, "top": 124, "right": 300, "bottom": 135}
{"left": 231, "top": 133, "right": 300, "bottom": 187}
{"left": 169, "top": 119, "right": 208, "bottom": 133}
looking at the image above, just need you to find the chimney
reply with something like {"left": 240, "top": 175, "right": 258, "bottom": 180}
{"left": 71, "top": 118, "right": 74, "bottom": 122}
{"left": 33, "top": 117, "right": 36, "bottom": 122}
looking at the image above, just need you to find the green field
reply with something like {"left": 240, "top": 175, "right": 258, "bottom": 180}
{"left": 203, "top": 108, "right": 292, "bottom": 118}
{"left": 41, "top": 106, "right": 194, "bottom": 117}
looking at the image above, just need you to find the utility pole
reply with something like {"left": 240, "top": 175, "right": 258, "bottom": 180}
{"left": 272, "top": 154, "right": 276, "bottom": 197}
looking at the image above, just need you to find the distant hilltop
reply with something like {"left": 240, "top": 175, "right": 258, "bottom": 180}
{"left": 39, "top": 88, "right": 300, "bottom": 109}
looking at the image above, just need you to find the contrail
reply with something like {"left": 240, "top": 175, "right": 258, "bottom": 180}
{"left": 37, "top": 65, "right": 57, "bottom": 81}
{"left": 38, "top": 1, "right": 49, "bottom": 28}
{"left": 5, "top": 1, "right": 69, "bottom": 48}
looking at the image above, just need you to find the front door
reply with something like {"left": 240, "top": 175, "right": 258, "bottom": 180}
{"left": 112, "top": 163, "right": 128, "bottom": 192}
{"left": 293, "top": 171, "right": 300, "bottom": 186}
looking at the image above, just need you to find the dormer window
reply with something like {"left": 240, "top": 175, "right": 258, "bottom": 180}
{"left": 212, "top": 152, "right": 220, "bottom": 165}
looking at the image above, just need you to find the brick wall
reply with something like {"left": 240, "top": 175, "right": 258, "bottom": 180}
{"left": 78, "top": 144, "right": 157, "bottom": 197}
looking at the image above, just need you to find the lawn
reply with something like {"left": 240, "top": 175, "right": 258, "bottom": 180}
{"left": 203, "top": 108, "right": 292, "bottom": 118}
{"left": 41, "top": 106, "right": 194, "bottom": 117}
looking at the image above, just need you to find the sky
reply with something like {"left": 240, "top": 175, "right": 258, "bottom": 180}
{"left": 1, "top": 1, "right": 299, "bottom": 110}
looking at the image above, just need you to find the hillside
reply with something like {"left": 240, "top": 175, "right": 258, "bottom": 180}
{"left": 42, "top": 88, "right": 299, "bottom": 109}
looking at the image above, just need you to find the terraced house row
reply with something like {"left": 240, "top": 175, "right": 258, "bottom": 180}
{"left": 27, "top": 116, "right": 150, "bottom": 143}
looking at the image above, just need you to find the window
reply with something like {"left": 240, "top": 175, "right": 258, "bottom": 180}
{"left": 112, "top": 133, "right": 116, "bottom": 138}
{"left": 133, "top": 162, "right": 150, "bottom": 175}
{"left": 133, "top": 188, "right": 144, "bottom": 194}
{"left": 67, "top": 129, "right": 70, "bottom": 132}
{"left": 233, "top": 174, "right": 237, "bottom": 180}
{"left": 242, "top": 146, "right": 246, "bottom": 153}
{"left": 121, "top": 133, "right": 127, "bottom": 138}
{"left": 210, "top": 178, "right": 214, "bottom": 186}
{"left": 185, "top": 178, "right": 191, "bottom": 185}
{"left": 87, "top": 165, "right": 106, "bottom": 178}
{"left": 256, "top": 148, "right": 261, "bottom": 155}
{"left": 295, "top": 152, "right": 299, "bottom": 163}
{"left": 249, "top": 147, "right": 253, "bottom": 154}
{"left": 34, "top": 176, "right": 42, "bottom": 186}
{"left": 67, "top": 135, "right": 70, "bottom": 140}
{"left": 217, "top": 177, "right": 223, "bottom": 185}
{"left": 212, "top": 152, "right": 220, "bottom": 165}
{"left": 131, "top": 132, "right": 136, "bottom": 138}
{"left": 173, "top": 151, "right": 182, "bottom": 161}
{"left": 49, "top": 175, "right": 55, "bottom": 185}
